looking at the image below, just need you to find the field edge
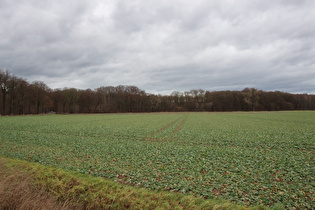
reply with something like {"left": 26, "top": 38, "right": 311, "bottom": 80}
{"left": 0, "top": 156, "right": 275, "bottom": 210}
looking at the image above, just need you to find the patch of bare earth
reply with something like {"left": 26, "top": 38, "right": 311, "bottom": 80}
{"left": 0, "top": 159, "right": 82, "bottom": 210}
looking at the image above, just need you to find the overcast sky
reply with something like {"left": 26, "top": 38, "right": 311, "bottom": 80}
{"left": 1, "top": 0, "right": 315, "bottom": 94}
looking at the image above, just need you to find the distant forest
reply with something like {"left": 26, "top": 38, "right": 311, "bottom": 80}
{"left": 1, "top": 69, "right": 314, "bottom": 115}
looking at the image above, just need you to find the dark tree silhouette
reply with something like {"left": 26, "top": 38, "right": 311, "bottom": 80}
{"left": 0, "top": 70, "right": 314, "bottom": 115}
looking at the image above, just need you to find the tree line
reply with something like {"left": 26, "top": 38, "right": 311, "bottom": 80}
{"left": 1, "top": 69, "right": 314, "bottom": 115}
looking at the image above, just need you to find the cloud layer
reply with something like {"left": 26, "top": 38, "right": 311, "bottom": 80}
{"left": 1, "top": 0, "right": 315, "bottom": 94}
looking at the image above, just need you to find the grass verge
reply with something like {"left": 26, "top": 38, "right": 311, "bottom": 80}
{"left": 0, "top": 156, "right": 277, "bottom": 209}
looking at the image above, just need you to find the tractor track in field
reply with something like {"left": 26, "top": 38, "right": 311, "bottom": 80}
{"left": 144, "top": 117, "right": 186, "bottom": 142}
{"left": 157, "top": 119, "right": 180, "bottom": 133}
{"left": 174, "top": 118, "right": 186, "bottom": 133}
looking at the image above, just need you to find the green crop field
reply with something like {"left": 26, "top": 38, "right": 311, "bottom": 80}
{"left": 0, "top": 112, "right": 314, "bottom": 208}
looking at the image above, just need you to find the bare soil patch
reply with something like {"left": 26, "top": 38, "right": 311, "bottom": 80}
{"left": 0, "top": 159, "right": 82, "bottom": 210}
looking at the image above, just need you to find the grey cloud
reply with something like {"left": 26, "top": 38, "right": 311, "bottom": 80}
{"left": 1, "top": 0, "right": 314, "bottom": 94}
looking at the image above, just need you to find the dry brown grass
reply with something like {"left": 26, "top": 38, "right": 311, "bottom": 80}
{"left": 0, "top": 159, "right": 82, "bottom": 210}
